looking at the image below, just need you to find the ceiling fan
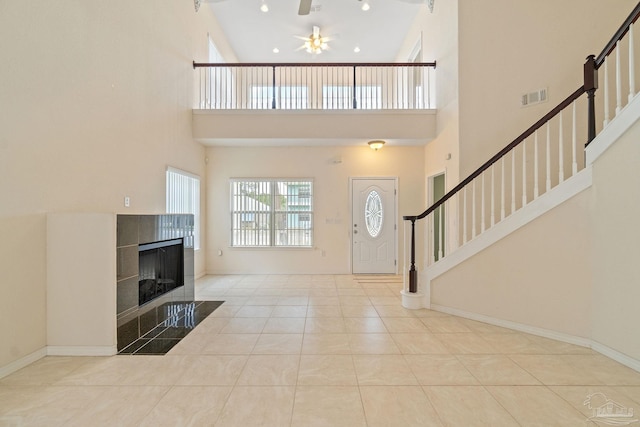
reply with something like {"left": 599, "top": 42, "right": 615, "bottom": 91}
{"left": 298, "top": 0, "right": 312, "bottom": 15}
{"left": 295, "top": 26, "right": 330, "bottom": 54}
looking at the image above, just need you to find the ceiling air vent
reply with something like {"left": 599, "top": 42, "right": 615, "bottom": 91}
{"left": 521, "top": 88, "right": 548, "bottom": 107}
{"left": 310, "top": 5, "right": 322, "bottom": 12}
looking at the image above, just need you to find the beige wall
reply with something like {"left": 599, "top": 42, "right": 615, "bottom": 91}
{"left": 458, "top": 0, "right": 637, "bottom": 177}
{"left": 205, "top": 145, "right": 425, "bottom": 274}
{"left": 591, "top": 117, "right": 640, "bottom": 361}
{"left": 431, "top": 189, "right": 592, "bottom": 338}
{"left": 0, "top": 1, "right": 217, "bottom": 368}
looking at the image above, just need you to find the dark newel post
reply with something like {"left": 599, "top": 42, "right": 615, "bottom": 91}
{"left": 409, "top": 218, "right": 418, "bottom": 293}
{"left": 352, "top": 66, "right": 357, "bottom": 109}
{"left": 584, "top": 54, "right": 598, "bottom": 144}
{"left": 271, "top": 66, "right": 277, "bottom": 109}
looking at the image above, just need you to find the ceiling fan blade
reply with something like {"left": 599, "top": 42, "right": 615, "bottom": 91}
{"left": 298, "top": 0, "right": 312, "bottom": 15}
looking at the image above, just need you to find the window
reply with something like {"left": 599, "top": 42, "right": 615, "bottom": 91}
{"left": 250, "top": 86, "right": 309, "bottom": 109}
{"left": 322, "top": 85, "right": 382, "bottom": 109}
{"left": 166, "top": 167, "right": 200, "bottom": 250}
{"left": 231, "top": 179, "right": 313, "bottom": 247}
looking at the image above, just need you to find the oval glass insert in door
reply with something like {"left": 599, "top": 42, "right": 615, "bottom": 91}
{"left": 364, "top": 190, "right": 383, "bottom": 238}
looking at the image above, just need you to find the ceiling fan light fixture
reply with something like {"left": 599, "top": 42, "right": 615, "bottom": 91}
{"left": 368, "top": 140, "right": 385, "bottom": 151}
{"left": 303, "top": 26, "right": 328, "bottom": 54}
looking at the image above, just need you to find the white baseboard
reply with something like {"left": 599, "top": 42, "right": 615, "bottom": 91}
{"left": 0, "top": 348, "right": 47, "bottom": 380}
{"left": 46, "top": 345, "right": 117, "bottom": 356}
{"left": 431, "top": 304, "right": 640, "bottom": 372}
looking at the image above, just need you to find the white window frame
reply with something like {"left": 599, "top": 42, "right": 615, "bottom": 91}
{"left": 166, "top": 167, "right": 201, "bottom": 250}
{"left": 230, "top": 178, "right": 314, "bottom": 247}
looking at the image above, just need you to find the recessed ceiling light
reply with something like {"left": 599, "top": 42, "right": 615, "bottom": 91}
{"left": 273, "top": 48, "right": 279, "bottom": 53}
{"left": 361, "top": 1, "right": 370, "bottom": 11}
{"left": 260, "top": 1, "right": 268, "bottom": 12}
{"left": 354, "top": 46, "right": 361, "bottom": 53}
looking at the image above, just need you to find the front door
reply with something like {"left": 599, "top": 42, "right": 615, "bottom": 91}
{"left": 351, "top": 178, "right": 397, "bottom": 274}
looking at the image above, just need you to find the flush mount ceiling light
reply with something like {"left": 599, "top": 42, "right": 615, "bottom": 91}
{"left": 298, "top": 26, "right": 329, "bottom": 54}
{"left": 361, "top": 0, "right": 370, "bottom": 11}
{"left": 368, "top": 140, "right": 385, "bottom": 150}
{"left": 260, "top": 0, "right": 269, "bottom": 12}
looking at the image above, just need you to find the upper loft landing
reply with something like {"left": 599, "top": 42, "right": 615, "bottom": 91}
{"left": 191, "top": 62, "right": 437, "bottom": 146}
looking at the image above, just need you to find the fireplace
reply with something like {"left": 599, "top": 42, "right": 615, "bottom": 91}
{"left": 138, "top": 238, "right": 184, "bottom": 306}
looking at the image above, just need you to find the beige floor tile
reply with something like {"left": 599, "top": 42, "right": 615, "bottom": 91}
{"left": 344, "top": 317, "right": 388, "bottom": 333}
{"left": 487, "top": 385, "right": 588, "bottom": 426}
{"left": 412, "top": 309, "right": 451, "bottom": 318}
{"left": 457, "top": 318, "right": 516, "bottom": 334}
{"left": 479, "top": 333, "right": 550, "bottom": 354}
{"left": 353, "top": 354, "right": 418, "bottom": 385}
{"left": 308, "top": 296, "right": 341, "bottom": 306}
{"left": 302, "top": 334, "right": 352, "bottom": 355}
{"left": 297, "top": 355, "right": 358, "bottom": 385}
{"left": 278, "top": 296, "right": 309, "bottom": 305}
{"left": 252, "top": 333, "right": 303, "bottom": 354}
{"left": 215, "top": 386, "right": 295, "bottom": 427}
{"left": 382, "top": 317, "right": 430, "bottom": 333}
{"left": 349, "top": 333, "right": 401, "bottom": 354}
{"left": 374, "top": 305, "right": 416, "bottom": 317}
{"left": 201, "top": 333, "right": 259, "bottom": 355}
{"left": 458, "top": 355, "right": 540, "bottom": 385}
{"left": 361, "top": 386, "right": 442, "bottom": 427}
{"left": 244, "top": 296, "right": 280, "bottom": 305}
{"left": 526, "top": 334, "right": 595, "bottom": 355}
{"left": 549, "top": 385, "right": 637, "bottom": 419}
{"left": 364, "top": 288, "right": 396, "bottom": 296}
{"left": 175, "top": 355, "right": 247, "bottom": 385}
{"left": 0, "top": 385, "right": 103, "bottom": 426}
{"left": 111, "top": 355, "right": 189, "bottom": 386}
{"left": 66, "top": 386, "right": 170, "bottom": 427}
{"left": 421, "top": 317, "right": 472, "bottom": 333}
{"left": 337, "top": 288, "right": 366, "bottom": 296}
{"left": 559, "top": 354, "right": 640, "bottom": 385}
{"left": 188, "top": 316, "right": 231, "bottom": 335}
{"left": 291, "top": 386, "right": 367, "bottom": 427}
{"left": 262, "top": 317, "right": 306, "bottom": 333}
{"left": 370, "top": 296, "right": 401, "bottom": 306}
{"left": 233, "top": 305, "right": 275, "bottom": 318}
{"left": 339, "top": 296, "right": 373, "bottom": 306}
{"left": 304, "top": 317, "right": 347, "bottom": 333}
{"left": 510, "top": 354, "right": 603, "bottom": 385}
{"left": 52, "top": 356, "right": 137, "bottom": 386}
{"left": 220, "top": 317, "right": 268, "bottom": 334}
{"left": 390, "top": 333, "right": 451, "bottom": 355}
{"left": 435, "top": 333, "right": 498, "bottom": 354}
{"left": 424, "top": 386, "right": 519, "bottom": 426}
{"left": 139, "top": 386, "right": 232, "bottom": 427}
{"left": 404, "top": 355, "right": 479, "bottom": 385}
{"left": 1, "top": 357, "right": 96, "bottom": 386}
{"left": 270, "top": 305, "right": 307, "bottom": 317}
{"left": 236, "top": 355, "right": 300, "bottom": 385}
{"left": 340, "top": 305, "right": 380, "bottom": 318}
{"left": 309, "top": 288, "right": 338, "bottom": 297}
{"left": 306, "top": 305, "right": 342, "bottom": 317}
{"left": 209, "top": 305, "right": 241, "bottom": 317}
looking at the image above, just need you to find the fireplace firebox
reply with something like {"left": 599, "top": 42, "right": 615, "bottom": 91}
{"left": 138, "top": 238, "right": 184, "bottom": 306}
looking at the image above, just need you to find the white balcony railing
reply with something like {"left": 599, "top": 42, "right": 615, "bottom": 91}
{"left": 193, "top": 62, "right": 436, "bottom": 110}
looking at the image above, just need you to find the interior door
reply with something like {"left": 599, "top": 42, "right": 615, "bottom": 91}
{"left": 352, "top": 178, "right": 397, "bottom": 274}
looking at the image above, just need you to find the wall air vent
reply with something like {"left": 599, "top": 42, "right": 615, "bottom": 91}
{"left": 521, "top": 88, "right": 548, "bottom": 107}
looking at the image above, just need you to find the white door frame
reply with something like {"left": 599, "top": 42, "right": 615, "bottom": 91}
{"left": 349, "top": 177, "right": 399, "bottom": 274}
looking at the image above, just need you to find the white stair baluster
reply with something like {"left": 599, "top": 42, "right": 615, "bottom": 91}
{"left": 616, "top": 40, "right": 623, "bottom": 115}
{"left": 630, "top": 23, "right": 636, "bottom": 103}
{"left": 522, "top": 139, "right": 527, "bottom": 206}
{"left": 534, "top": 129, "right": 539, "bottom": 198}
{"left": 572, "top": 100, "right": 578, "bottom": 175}
{"left": 500, "top": 157, "right": 506, "bottom": 221}
{"left": 546, "top": 122, "right": 551, "bottom": 192}
{"left": 511, "top": 150, "right": 516, "bottom": 214}
{"left": 604, "top": 59, "right": 610, "bottom": 127}
{"left": 472, "top": 180, "right": 477, "bottom": 238}
{"left": 463, "top": 187, "right": 467, "bottom": 245}
{"left": 490, "top": 166, "right": 495, "bottom": 227}
{"left": 559, "top": 112, "right": 564, "bottom": 183}
{"left": 481, "top": 173, "right": 486, "bottom": 233}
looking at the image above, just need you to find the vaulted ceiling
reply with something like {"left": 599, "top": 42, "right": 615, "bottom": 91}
{"left": 203, "top": 0, "right": 428, "bottom": 62}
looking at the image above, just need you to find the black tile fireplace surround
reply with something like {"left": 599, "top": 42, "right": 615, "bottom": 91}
{"left": 116, "top": 214, "right": 219, "bottom": 353}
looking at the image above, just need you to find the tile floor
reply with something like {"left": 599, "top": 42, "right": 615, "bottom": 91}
{"left": 2, "top": 274, "right": 640, "bottom": 426}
